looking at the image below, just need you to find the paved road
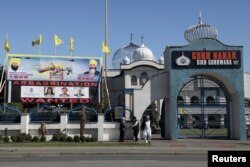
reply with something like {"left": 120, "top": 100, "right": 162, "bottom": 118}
{"left": 0, "top": 137, "right": 249, "bottom": 167}
{"left": 0, "top": 154, "right": 207, "bottom": 167}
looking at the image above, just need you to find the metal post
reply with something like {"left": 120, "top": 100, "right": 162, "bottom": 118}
{"left": 200, "top": 76, "right": 205, "bottom": 139}
{"left": 105, "top": 0, "right": 108, "bottom": 78}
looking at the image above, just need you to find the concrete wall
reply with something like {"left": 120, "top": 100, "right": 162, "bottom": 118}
{"left": 244, "top": 73, "right": 250, "bottom": 100}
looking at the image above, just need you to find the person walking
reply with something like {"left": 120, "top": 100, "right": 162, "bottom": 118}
{"left": 119, "top": 117, "right": 127, "bottom": 142}
{"left": 130, "top": 116, "right": 139, "bottom": 142}
{"left": 141, "top": 115, "right": 151, "bottom": 144}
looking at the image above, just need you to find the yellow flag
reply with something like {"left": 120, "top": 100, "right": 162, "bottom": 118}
{"left": 32, "top": 34, "right": 42, "bottom": 46}
{"left": 4, "top": 38, "right": 10, "bottom": 52}
{"left": 39, "top": 34, "right": 42, "bottom": 45}
{"left": 102, "top": 42, "right": 110, "bottom": 54}
{"left": 54, "top": 34, "right": 63, "bottom": 46}
{"left": 69, "top": 36, "right": 74, "bottom": 52}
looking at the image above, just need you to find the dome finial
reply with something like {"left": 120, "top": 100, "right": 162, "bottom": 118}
{"left": 199, "top": 11, "right": 203, "bottom": 24}
{"left": 130, "top": 33, "right": 133, "bottom": 43}
{"left": 141, "top": 34, "right": 144, "bottom": 45}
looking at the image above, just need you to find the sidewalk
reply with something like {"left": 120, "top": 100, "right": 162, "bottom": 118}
{"left": 0, "top": 139, "right": 249, "bottom": 157}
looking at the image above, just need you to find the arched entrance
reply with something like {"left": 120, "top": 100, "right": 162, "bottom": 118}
{"left": 141, "top": 100, "right": 163, "bottom": 139}
{"left": 177, "top": 75, "right": 229, "bottom": 139}
{"left": 162, "top": 38, "right": 246, "bottom": 140}
{"left": 133, "top": 72, "right": 168, "bottom": 140}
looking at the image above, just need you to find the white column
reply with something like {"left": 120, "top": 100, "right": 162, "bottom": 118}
{"left": 97, "top": 114, "right": 104, "bottom": 141}
{"left": 156, "top": 100, "right": 162, "bottom": 123}
{"left": 20, "top": 114, "right": 29, "bottom": 134}
{"left": 60, "top": 114, "right": 68, "bottom": 134}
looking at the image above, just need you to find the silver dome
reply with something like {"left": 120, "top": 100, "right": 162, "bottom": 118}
{"left": 132, "top": 43, "right": 155, "bottom": 62}
{"left": 184, "top": 13, "right": 218, "bottom": 42}
{"left": 112, "top": 42, "right": 139, "bottom": 69}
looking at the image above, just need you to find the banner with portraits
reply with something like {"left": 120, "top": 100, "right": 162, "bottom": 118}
{"left": 10, "top": 81, "right": 98, "bottom": 104}
{"left": 7, "top": 54, "right": 101, "bottom": 104}
{"left": 21, "top": 86, "right": 89, "bottom": 98}
{"left": 7, "top": 54, "right": 102, "bottom": 82}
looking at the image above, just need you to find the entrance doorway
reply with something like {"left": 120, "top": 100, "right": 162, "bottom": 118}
{"left": 177, "top": 75, "right": 229, "bottom": 139}
{"left": 142, "top": 100, "right": 162, "bottom": 139}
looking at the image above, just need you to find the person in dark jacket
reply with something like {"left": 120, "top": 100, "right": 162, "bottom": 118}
{"left": 130, "top": 116, "right": 139, "bottom": 142}
{"left": 119, "top": 117, "right": 127, "bottom": 142}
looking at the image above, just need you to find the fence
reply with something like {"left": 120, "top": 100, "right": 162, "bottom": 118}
{"left": 0, "top": 114, "right": 133, "bottom": 141}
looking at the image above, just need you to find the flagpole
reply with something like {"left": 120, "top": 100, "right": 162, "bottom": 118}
{"left": 0, "top": 39, "right": 7, "bottom": 91}
{"left": 39, "top": 33, "right": 41, "bottom": 55}
{"left": 105, "top": 0, "right": 108, "bottom": 78}
{"left": 0, "top": 56, "right": 7, "bottom": 93}
{"left": 70, "top": 36, "right": 73, "bottom": 56}
{"left": 3, "top": 34, "right": 9, "bottom": 113}
{"left": 0, "top": 34, "right": 8, "bottom": 90}
{"left": 104, "top": 0, "right": 111, "bottom": 109}
{"left": 55, "top": 44, "right": 57, "bottom": 55}
{"left": 4, "top": 57, "right": 7, "bottom": 113}
{"left": 39, "top": 45, "right": 41, "bottom": 55}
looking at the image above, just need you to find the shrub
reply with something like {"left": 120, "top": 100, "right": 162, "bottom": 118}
{"left": 52, "top": 133, "right": 60, "bottom": 141}
{"left": 80, "top": 136, "right": 85, "bottom": 142}
{"left": 66, "top": 136, "right": 73, "bottom": 142}
{"left": 40, "top": 135, "right": 46, "bottom": 142}
{"left": 52, "top": 133, "right": 68, "bottom": 142}
{"left": 74, "top": 135, "right": 80, "bottom": 142}
{"left": 17, "top": 134, "right": 26, "bottom": 142}
{"left": 60, "top": 133, "right": 67, "bottom": 142}
{"left": 0, "top": 135, "right": 2, "bottom": 141}
{"left": 11, "top": 136, "right": 17, "bottom": 143}
{"left": 32, "top": 136, "right": 39, "bottom": 142}
{"left": 91, "top": 137, "right": 98, "bottom": 142}
{"left": 4, "top": 136, "right": 9, "bottom": 143}
{"left": 85, "top": 136, "right": 90, "bottom": 142}
{"left": 26, "top": 134, "right": 33, "bottom": 142}
{"left": 52, "top": 133, "right": 78, "bottom": 142}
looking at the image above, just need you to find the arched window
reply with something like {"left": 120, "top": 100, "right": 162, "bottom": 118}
{"left": 206, "top": 96, "right": 215, "bottom": 104}
{"left": 131, "top": 75, "right": 137, "bottom": 85}
{"left": 140, "top": 72, "right": 149, "bottom": 85}
{"left": 190, "top": 96, "right": 199, "bottom": 105}
{"left": 177, "top": 96, "right": 184, "bottom": 104}
{"left": 245, "top": 100, "right": 250, "bottom": 107}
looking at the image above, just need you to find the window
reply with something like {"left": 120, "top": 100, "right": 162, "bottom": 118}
{"left": 208, "top": 115, "right": 216, "bottom": 121}
{"left": 131, "top": 75, "right": 137, "bottom": 85}
{"left": 190, "top": 96, "right": 199, "bottom": 105}
{"left": 140, "top": 72, "right": 149, "bottom": 85}
{"left": 245, "top": 100, "right": 250, "bottom": 107}
{"left": 206, "top": 96, "right": 215, "bottom": 104}
{"left": 177, "top": 96, "right": 184, "bottom": 104}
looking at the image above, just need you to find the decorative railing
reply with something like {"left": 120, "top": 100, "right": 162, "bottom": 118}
{"left": 68, "top": 105, "right": 97, "bottom": 123}
{"left": 29, "top": 105, "right": 60, "bottom": 123}
{"left": 0, "top": 104, "right": 21, "bottom": 123}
